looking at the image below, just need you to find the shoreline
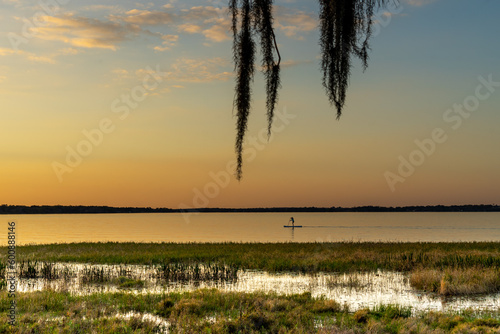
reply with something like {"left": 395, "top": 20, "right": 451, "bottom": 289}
{"left": 1, "top": 204, "right": 499, "bottom": 214}
{"left": 2, "top": 241, "right": 499, "bottom": 270}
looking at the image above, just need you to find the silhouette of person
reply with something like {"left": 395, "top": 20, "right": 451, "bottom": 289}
{"left": 289, "top": 217, "right": 295, "bottom": 227}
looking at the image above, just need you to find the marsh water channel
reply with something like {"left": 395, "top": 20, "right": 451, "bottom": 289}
{"left": 10, "top": 262, "right": 500, "bottom": 314}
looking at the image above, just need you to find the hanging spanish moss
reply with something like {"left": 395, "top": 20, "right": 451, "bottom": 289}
{"left": 253, "top": 0, "right": 282, "bottom": 138}
{"left": 319, "top": 0, "right": 388, "bottom": 118}
{"left": 230, "top": 0, "right": 280, "bottom": 180}
{"left": 231, "top": 0, "right": 391, "bottom": 179}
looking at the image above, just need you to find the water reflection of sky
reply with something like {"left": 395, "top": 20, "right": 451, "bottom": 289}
{"left": 3, "top": 212, "right": 500, "bottom": 245}
{"left": 13, "top": 263, "right": 500, "bottom": 314}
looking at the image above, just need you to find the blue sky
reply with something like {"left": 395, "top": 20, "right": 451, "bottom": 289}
{"left": 0, "top": 0, "right": 499, "bottom": 208}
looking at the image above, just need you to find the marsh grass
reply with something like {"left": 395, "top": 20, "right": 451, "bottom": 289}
{"left": 1, "top": 289, "right": 499, "bottom": 333}
{"left": 155, "top": 262, "right": 238, "bottom": 283}
{"left": 80, "top": 265, "right": 127, "bottom": 284}
{"left": 40, "top": 262, "right": 59, "bottom": 280}
{"left": 410, "top": 267, "right": 500, "bottom": 296}
{"left": 326, "top": 272, "right": 366, "bottom": 290}
{"left": 2, "top": 242, "right": 500, "bottom": 297}
{"left": 2, "top": 241, "right": 499, "bottom": 273}
{"left": 0, "top": 261, "right": 240, "bottom": 294}
{"left": 114, "top": 276, "right": 146, "bottom": 289}
{"left": 0, "top": 262, "right": 5, "bottom": 290}
{"left": 19, "top": 260, "right": 37, "bottom": 279}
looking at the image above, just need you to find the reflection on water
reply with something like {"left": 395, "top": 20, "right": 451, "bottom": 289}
{"left": 114, "top": 311, "right": 170, "bottom": 333}
{"left": 2, "top": 212, "right": 500, "bottom": 244}
{"left": 226, "top": 271, "right": 500, "bottom": 314}
{"left": 12, "top": 263, "right": 500, "bottom": 314}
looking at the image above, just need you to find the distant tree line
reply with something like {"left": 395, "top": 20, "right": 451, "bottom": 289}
{"left": 0, "top": 205, "right": 174, "bottom": 214}
{"left": 0, "top": 204, "right": 499, "bottom": 214}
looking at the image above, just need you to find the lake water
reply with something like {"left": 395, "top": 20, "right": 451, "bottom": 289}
{"left": 2, "top": 212, "right": 500, "bottom": 245}
{"left": 13, "top": 262, "right": 500, "bottom": 314}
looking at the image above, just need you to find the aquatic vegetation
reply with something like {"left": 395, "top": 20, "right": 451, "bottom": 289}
{"left": 40, "top": 262, "right": 59, "bottom": 280}
{"left": 325, "top": 272, "right": 366, "bottom": 289}
{"left": 370, "top": 304, "right": 413, "bottom": 320}
{"left": 115, "top": 276, "right": 145, "bottom": 289}
{"left": 155, "top": 262, "right": 239, "bottom": 283}
{"left": 410, "top": 267, "right": 500, "bottom": 296}
{"left": 19, "top": 260, "right": 37, "bottom": 279}
{"left": 353, "top": 308, "right": 369, "bottom": 323}
{"left": 3, "top": 241, "right": 499, "bottom": 274}
{"left": 0, "top": 262, "right": 5, "bottom": 290}
{"left": 2, "top": 241, "right": 500, "bottom": 301}
{"left": 1, "top": 289, "right": 499, "bottom": 333}
{"left": 80, "top": 265, "right": 114, "bottom": 284}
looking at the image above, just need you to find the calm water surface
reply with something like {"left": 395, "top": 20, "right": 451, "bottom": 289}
{"left": 14, "top": 263, "right": 500, "bottom": 314}
{"left": 2, "top": 212, "right": 499, "bottom": 245}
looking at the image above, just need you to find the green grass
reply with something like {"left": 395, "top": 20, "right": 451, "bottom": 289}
{"left": 410, "top": 267, "right": 500, "bottom": 296}
{"left": 114, "top": 276, "right": 145, "bottom": 289}
{"left": 0, "top": 242, "right": 500, "bottom": 295}
{"left": 1, "top": 242, "right": 500, "bottom": 295}
{"left": 0, "top": 289, "right": 499, "bottom": 333}
{"left": 1, "top": 241, "right": 499, "bottom": 273}
{"left": 1, "top": 242, "right": 499, "bottom": 332}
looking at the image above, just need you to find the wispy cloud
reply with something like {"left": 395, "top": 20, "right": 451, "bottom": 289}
{"left": 0, "top": 47, "right": 57, "bottom": 63}
{"left": 80, "top": 5, "right": 123, "bottom": 13}
{"left": 274, "top": 6, "right": 317, "bottom": 40}
{"left": 25, "top": 54, "right": 56, "bottom": 64}
{"left": 154, "top": 34, "right": 179, "bottom": 52}
{"left": 182, "top": 6, "right": 225, "bottom": 23}
{"left": 15, "top": 3, "right": 322, "bottom": 54}
{"left": 117, "top": 9, "right": 173, "bottom": 25}
{"left": 30, "top": 14, "right": 141, "bottom": 50}
{"left": 1, "top": 0, "right": 24, "bottom": 7}
{"left": 177, "top": 6, "right": 230, "bottom": 43}
{"left": 178, "top": 24, "right": 202, "bottom": 34}
{"left": 404, "top": 0, "right": 439, "bottom": 6}
{"left": 0, "top": 48, "right": 17, "bottom": 56}
{"left": 202, "top": 19, "right": 230, "bottom": 43}
{"left": 136, "top": 57, "right": 232, "bottom": 84}
{"left": 281, "top": 59, "right": 313, "bottom": 69}
{"left": 111, "top": 68, "right": 131, "bottom": 78}
{"left": 57, "top": 47, "right": 80, "bottom": 55}
{"left": 166, "top": 57, "right": 232, "bottom": 83}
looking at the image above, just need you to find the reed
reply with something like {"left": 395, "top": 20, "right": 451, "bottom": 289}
{"left": 2, "top": 242, "right": 499, "bottom": 297}
{"left": 1, "top": 289, "right": 498, "bottom": 333}
{"left": 0, "top": 262, "right": 5, "bottom": 289}
{"left": 325, "top": 273, "right": 365, "bottom": 290}
{"left": 410, "top": 267, "right": 500, "bottom": 295}
{"left": 3, "top": 241, "right": 499, "bottom": 274}
{"left": 80, "top": 265, "right": 111, "bottom": 284}
{"left": 114, "top": 276, "right": 146, "bottom": 289}
{"left": 40, "top": 262, "right": 59, "bottom": 280}
{"left": 155, "top": 262, "right": 238, "bottom": 283}
{"left": 19, "top": 260, "right": 38, "bottom": 279}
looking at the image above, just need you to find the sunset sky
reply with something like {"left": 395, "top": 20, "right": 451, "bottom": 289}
{"left": 1, "top": 0, "right": 499, "bottom": 209}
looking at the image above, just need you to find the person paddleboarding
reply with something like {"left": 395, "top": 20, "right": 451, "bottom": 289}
{"left": 289, "top": 217, "right": 295, "bottom": 227}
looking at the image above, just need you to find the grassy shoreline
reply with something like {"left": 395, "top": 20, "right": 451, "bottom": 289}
{"left": 2, "top": 242, "right": 500, "bottom": 296}
{"left": 1, "top": 242, "right": 500, "bottom": 332}
{"left": 1, "top": 289, "right": 499, "bottom": 333}
{"left": 2, "top": 241, "right": 499, "bottom": 271}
